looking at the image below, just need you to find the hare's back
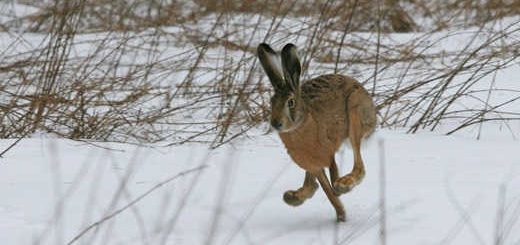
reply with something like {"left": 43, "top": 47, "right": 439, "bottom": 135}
{"left": 302, "top": 73, "right": 376, "bottom": 137}
{"left": 301, "top": 74, "right": 361, "bottom": 111}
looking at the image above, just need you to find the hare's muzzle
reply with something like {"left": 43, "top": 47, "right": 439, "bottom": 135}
{"left": 271, "top": 120, "right": 283, "bottom": 131}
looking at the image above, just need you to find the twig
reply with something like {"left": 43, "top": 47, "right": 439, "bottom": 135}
{"left": 378, "top": 138, "right": 387, "bottom": 245}
{"left": 371, "top": 0, "right": 382, "bottom": 97}
{"left": 334, "top": 0, "right": 359, "bottom": 73}
{"left": 494, "top": 184, "right": 506, "bottom": 245}
{"left": 0, "top": 136, "right": 23, "bottom": 158}
{"left": 66, "top": 165, "right": 208, "bottom": 245}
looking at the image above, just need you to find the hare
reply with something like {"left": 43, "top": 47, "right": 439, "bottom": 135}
{"left": 257, "top": 43, "right": 377, "bottom": 222}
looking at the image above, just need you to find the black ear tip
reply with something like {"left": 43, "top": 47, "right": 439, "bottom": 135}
{"left": 258, "top": 43, "right": 274, "bottom": 54}
{"left": 282, "top": 43, "right": 297, "bottom": 52}
{"left": 258, "top": 43, "right": 268, "bottom": 49}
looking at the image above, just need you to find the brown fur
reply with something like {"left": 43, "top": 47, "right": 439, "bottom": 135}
{"left": 279, "top": 74, "right": 376, "bottom": 173}
{"left": 257, "top": 43, "right": 377, "bottom": 222}
{"left": 277, "top": 74, "right": 376, "bottom": 222}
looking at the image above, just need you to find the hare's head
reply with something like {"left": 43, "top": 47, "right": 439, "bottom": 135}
{"left": 257, "top": 43, "right": 304, "bottom": 132}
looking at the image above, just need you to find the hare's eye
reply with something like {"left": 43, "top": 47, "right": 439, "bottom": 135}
{"left": 287, "top": 98, "right": 295, "bottom": 108}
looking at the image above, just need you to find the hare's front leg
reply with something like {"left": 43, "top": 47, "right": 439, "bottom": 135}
{"left": 315, "top": 169, "right": 346, "bottom": 222}
{"left": 283, "top": 172, "right": 319, "bottom": 206}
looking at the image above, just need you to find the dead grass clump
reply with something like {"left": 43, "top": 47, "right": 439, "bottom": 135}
{"left": 0, "top": 0, "right": 519, "bottom": 147}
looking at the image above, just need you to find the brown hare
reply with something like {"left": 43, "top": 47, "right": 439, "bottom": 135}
{"left": 257, "top": 43, "right": 377, "bottom": 222}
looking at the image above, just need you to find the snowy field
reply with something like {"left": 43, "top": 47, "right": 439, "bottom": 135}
{"left": 1, "top": 2, "right": 520, "bottom": 245}
{"left": 1, "top": 129, "right": 519, "bottom": 245}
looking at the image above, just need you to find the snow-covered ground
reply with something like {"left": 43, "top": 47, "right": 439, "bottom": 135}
{"left": 1, "top": 2, "right": 519, "bottom": 244}
{"left": 1, "top": 129, "right": 519, "bottom": 245}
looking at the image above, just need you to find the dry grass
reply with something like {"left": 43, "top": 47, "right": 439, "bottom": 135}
{"left": 0, "top": 0, "right": 519, "bottom": 147}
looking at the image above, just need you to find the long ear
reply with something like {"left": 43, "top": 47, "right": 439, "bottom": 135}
{"left": 257, "top": 43, "right": 284, "bottom": 90}
{"left": 281, "top": 43, "right": 301, "bottom": 90}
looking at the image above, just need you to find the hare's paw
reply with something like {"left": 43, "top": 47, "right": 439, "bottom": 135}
{"left": 333, "top": 174, "right": 361, "bottom": 195}
{"left": 336, "top": 210, "right": 346, "bottom": 222}
{"left": 283, "top": 190, "right": 306, "bottom": 206}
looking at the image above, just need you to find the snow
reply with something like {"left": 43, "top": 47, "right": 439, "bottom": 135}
{"left": 1, "top": 3, "right": 519, "bottom": 244}
{"left": 1, "top": 129, "right": 519, "bottom": 244}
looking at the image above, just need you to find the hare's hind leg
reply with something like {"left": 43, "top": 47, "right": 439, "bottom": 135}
{"left": 329, "top": 158, "right": 341, "bottom": 196}
{"left": 283, "top": 172, "right": 319, "bottom": 206}
{"left": 315, "top": 169, "right": 346, "bottom": 222}
{"left": 334, "top": 107, "right": 366, "bottom": 195}
{"left": 329, "top": 157, "right": 339, "bottom": 184}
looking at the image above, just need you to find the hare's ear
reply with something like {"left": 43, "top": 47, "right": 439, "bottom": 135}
{"left": 257, "top": 43, "right": 284, "bottom": 90}
{"left": 281, "top": 43, "right": 301, "bottom": 91}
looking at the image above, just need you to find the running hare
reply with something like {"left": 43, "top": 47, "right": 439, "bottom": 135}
{"left": 257, "top": 43, "right": 377, "bottom": 222}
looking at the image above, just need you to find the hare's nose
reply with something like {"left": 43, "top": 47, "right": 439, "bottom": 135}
{"left": 271, "top": 121, "right": 282, "bottom": 130}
